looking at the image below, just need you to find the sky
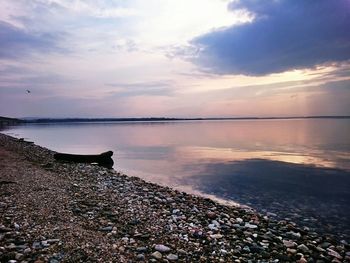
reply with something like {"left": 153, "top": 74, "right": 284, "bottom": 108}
{"left": 0, "top": 0, "right": 349, "bottom": 118}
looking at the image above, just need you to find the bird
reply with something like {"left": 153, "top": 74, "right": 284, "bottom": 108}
{"left": 26, "top": 90, "right": 31, "bottom": 93}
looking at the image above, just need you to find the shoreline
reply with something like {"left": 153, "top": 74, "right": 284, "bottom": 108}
{"left": 0, "top": 133, "right": 349, "bottom": 262}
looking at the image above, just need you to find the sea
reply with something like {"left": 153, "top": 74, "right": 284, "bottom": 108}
{"left": 2, "top": 118, "right": 350, "bottom": 241}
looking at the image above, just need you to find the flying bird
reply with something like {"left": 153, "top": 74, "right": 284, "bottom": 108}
{"left": 26, "top": 90, "right": 31, "bottom": 93}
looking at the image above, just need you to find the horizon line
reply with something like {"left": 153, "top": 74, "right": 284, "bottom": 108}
{"left": 18, "top": 115, "right": 350, "bottom": 122}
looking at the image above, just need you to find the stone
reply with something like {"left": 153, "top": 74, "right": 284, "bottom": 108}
{"left": 136, "top": 254, "right": 145, "bottom": 261}
{"left": 327, "top": 248, "right": 342, "bottom": 260}
{"left": 208, "top": 224, "right": 218, "bottom": 230}
{"left": 297, "top": 244, "right": 309, "bottom": 253}
{"left": 152, "top": 251, "right": 162, "bottom": 260}
{"left": 287, "top": 248, "right": 297, "bottom": 254}
{"left": 207, "top": 211, "right": 217, "bottom": 219}
{"left": 46, "top": 239, "right": 60, "bottom": 244}
{"left": 297, "top": 257, "right": 307, "bottom": 263}
{"left": 210, "top": 234, "right": 223, "bottom": 239}
{"left": 166, "top": 254, "right": 178, "bottom": 261}
{"left": 155, "top": 244, "right": 171, "bottom": 253}
{"left": 15, "top": 253, "right": 23, "bottom": 260}
{"left": 136, "top": 246, "right": 147, "bottom": 252}
{"left": 283, "top": 240, "right": 296, "bottom": 248}
{"left": 99, "top": 226, "right": 113, "bottom": 232}
{"left": 236, "top": 218, "right": 243, "bottom": 223}
{"left": 178, "top": 249, "right": 187, "bottom": 254}
{"left": 244, "top": 223, "right": 257, "bottom": 229}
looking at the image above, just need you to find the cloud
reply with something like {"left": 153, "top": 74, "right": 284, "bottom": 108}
{"left": 191, "top": 0, "right": 350, "bottom": 75}
{"left": 105, "top": 81, "right": 174, "bottom": 97}
{"left": 0, "top": 21, "right": 65, "bottom": 59}
{"left": 36, "top": 0, "right": 139, "bottom": 18}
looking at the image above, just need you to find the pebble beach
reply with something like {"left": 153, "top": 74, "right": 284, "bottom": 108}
{"left": 0, "top": 133, "right": 349, "bottom": 263}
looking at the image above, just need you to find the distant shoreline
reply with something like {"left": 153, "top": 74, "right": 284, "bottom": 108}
{"left": 12, "top": 115, "right": 350, "bottom": 124}
{"left": 1, "top": 115, "right": 350, "bottom": 126}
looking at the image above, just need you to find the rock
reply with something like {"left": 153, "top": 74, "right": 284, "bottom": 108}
{"left": 316, "top": 246, "right": 325, "bottom": 252}
{"left": 250, "top": 244, "right": 263, "bottom": 253}
{"left": 243, "top": 246, "right": 251, "bottom": 253}
{"left": 220, "top": 249, "right": 228, "bottom": 255}
{"left": 287, "top": 248, "right": 297, "bottom": 254}
{"left": 152, "top": 251, "right": 162, "bottom": 260}
{"left": 178, "top": 249, "right": 187, "bottom": 254}
{"left": 327, "top": 248, "right": 342, "bottom": 260}
{"left": 136, "top": 254, "right": 145, "bottom": 261}
{"left": 136, "top": 246, "right": 147, "bottom": 252}
{"left": 155, "top": 244, "right": 171, "bottom": 253}
{"left": 99, "top": 226, "right": 113, "bottom": 232}
{"left": 207, "top": 211, "right": 217, "bottom": 219}
{"left": 236, "top": 218, "right": 243, "bottom": 223}
{"left": 41, "top": 241, "right": 50, "bottom": 247}
{"left": 283, "top": 240, "right": 296, "bottom": 248}
{"left": 208, "top": 224, "right": 218, "bottom": 230}
{"left": 32, "top": 241, "right": 41, "bottom": 249}
{"left": 121, "top": 237, "right": 129, "bottom": 243}
{"left": 297, "top": 257, "right": 307, "bottom": 263}
{"left": 244, "top": 223, "right": 257, "bottom": 229}
{"left": 166, "top": 253, "right": 178, "bottom": 261}
{"left": 320, "top": 242, "right": 331, "bottom": 248}
{"left": 297, "top": 244, "right": 309, "bottom": 253}
{"left": 15, "top": 253, "right": 23, "bottom": 260}
{"left": 46, "top": 239, "right": 60, "bottom": 244}
{"left": 210, "top": 234, "right": 223, "bottom": 239}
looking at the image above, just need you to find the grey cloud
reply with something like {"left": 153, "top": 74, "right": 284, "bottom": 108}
{"left": 0, "top": 21, "right": 66, "bottom": 59}
{"left": 191, "top": 0, "right": 350, "bottom": 75}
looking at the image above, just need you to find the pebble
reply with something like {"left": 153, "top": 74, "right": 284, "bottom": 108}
{"left": 99, "top": 226, "right": 113, "bottom": 232}
{"left": 236, "top": 218, "right": 243, "bottom": 223}
{"left": 327, "top": 248, "right": 342, "bottom": 259}
{"left": 283, "top": 240, "right": 296, "bottom": 248}
{"left": 136, "top": 254, "right": 145, "bottom": 261}
{"left": 152, "top": 251, "right": 162, "bottom": 260}
{"left": 245, "top": 223, "right": 258, "bottom": 229}
{"left": 297, "top": 257, "right": 307, "bottom": 263}
{"left": 206, "top": 211, "right": 217, "bottom": 219}
{"left": 155, "top": 244, "right": 171, "bottom": 253}
{"left": 166, "top": 253, "right": 178, "bottom": 261}
{"left": 297, "top": 244, "right": 310, "bottom": 253}
{"left": 136, "top": 246, "right": 147, "bottom": 252}
{"left": 210, "top": 234, "right": 223, "bottom": 239}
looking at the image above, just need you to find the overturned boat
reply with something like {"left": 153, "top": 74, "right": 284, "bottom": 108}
{"left": 54, "top": 151, "right": 114, "bottom": 169}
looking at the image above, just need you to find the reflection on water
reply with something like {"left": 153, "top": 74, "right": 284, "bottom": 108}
{"left": 3, "top": 119, "right": 350, "bottom": 239}
{"left": 183, "top": 159, "right": 350, "bottom": 240}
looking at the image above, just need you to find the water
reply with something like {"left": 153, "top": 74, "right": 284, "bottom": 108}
{"left": 3, "top": 119, "right": 350, "bottom": 240}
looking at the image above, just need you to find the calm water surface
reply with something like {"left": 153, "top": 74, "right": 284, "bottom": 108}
{"left": 3, "top": 119, "right": 350, "bottom": 240}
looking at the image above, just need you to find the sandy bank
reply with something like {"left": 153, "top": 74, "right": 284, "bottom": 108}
{"left": 0, "top": 133, "right": 349, "bottom": 262}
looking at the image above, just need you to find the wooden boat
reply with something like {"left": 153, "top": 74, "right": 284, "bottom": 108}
{"left": 54, "top": 151, "right": 114, "bottom": 169}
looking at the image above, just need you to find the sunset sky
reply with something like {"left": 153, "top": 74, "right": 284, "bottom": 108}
{"left": 0, "top": 0, "right": 349, "bottom": 118}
